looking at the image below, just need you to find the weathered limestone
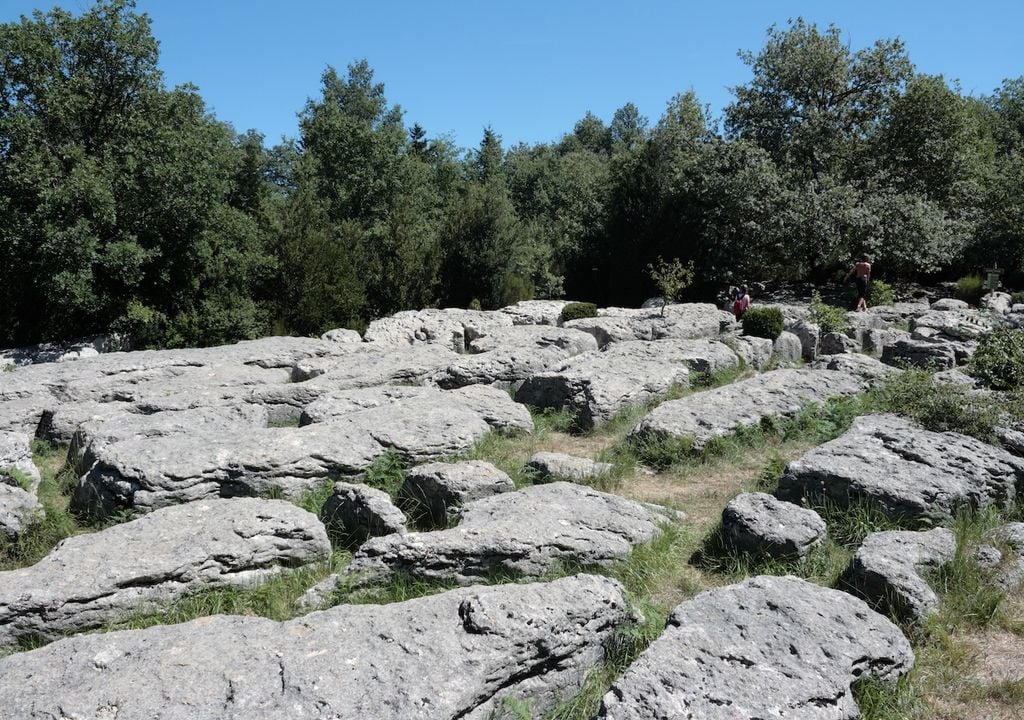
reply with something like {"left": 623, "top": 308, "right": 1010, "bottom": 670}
{"left": 881, "top": 337, "right": 958, "bottom": 370}
{"left": 629, "top": 368, "right": 866, "bottom": 452}
{"left": 319, "top": 328, "right": 363, "bottom": 343}
{"left": 0, "top": 431, "right": 40, "bottom": 489}
{"left": 722, "top": 492, "right": 826, "bottom": 560}
{"left": 731, "top": 334, "right": 774, "bottom": 370}
{"left": 980, "top": 523, "right": 1024, "bottom": 590}
{"left": 819, "top": 331, "right": 860, "bottom": 355}
{"left": 911, "top": 309, "right": 995, "bottom": 341}
{"left": 0, "top": 498, "right": 329, "bottom": 649}
{"left": 863, "top": 327, "right": 911, "bottom": 355}
{"left": 319, "top": 482, "right": 407, "bottom": 548}
{"left": 840, "top": 528, "right": 957, "bottom": 623}
{"left": 516, "top": 339, "right": 738, "bottom": 429}
{"left": 778, "top": 414, "right": 1024, "bottom": 519}
{"left": 786, "top": 318, "right": 820, "bottom": 361}
{"left": 433, "top": 325, "right": 598, "bottom": 389}
{"left": 527, "top": 451, "right": 614, "bottom": 483}
{"left": 0, "top": 574, "right": 629, "bottom": 720}
{"left": 0, "top": 485, "right": 44, "bottom": 541}
{"left": 564, "top": 303, "right": 722, "bottom": 347}
{"left": 596, "top": 575, "right": 914, "bottom": 720}
{"left": 772, "top": 331, "right": 803, "bottom": 365}
{"left": 499, "top": 299, "right": 572, "bottom": 326}
{"left": 398, "top": 461, "right": 514, "bottom": 527}
{"left": 347, "top": 482, "right": 673, "bottom": 585}
{"left": 362, "top": 308, "right": 514, "bottom": 351}
{"left": 931, "top": 298, "right": 969, "bottom": 311}
{"left": 981, "top": 291, "right": 1012, "bottom": 315}
{"left": 810, "top": 353, "right": 900, "bottom": 383}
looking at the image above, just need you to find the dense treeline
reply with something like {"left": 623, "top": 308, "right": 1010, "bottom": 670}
{"left": 2, "top": 1, "right": 1023, "bottom": 348}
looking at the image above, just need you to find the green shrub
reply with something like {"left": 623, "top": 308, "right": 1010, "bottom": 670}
{"left": 468, "top": 298, "right": 482, "bottom": 311}
{"left": 500, "top": 275, "right": 534, "bottom": 306}
{"left": 969, "top": 328, "right": 1024, "bottom": 390}
{"left": 808, "top": 291, "right": 849, "bottom": 333}
{"left": 1011, "top": 291, "right": 1024, "bottom": 306}
{"left": 741, "top": 307, "right": 784, "bottom": 340}
{"left": 955, "top": 275, "right": 985, "bottom": 306}
{"left": 869, "top": 280, "right": 895, "bottom": 307}
{"left": 561, "top": 302, "right": 598, "bottom": 322}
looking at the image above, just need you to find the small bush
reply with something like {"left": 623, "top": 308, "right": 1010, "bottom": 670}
{"left": 561, "top": 302, "right": 598, "bottom": 322}
{"left": 969, "top": 328, "right": 1024, "bottom": 390}
{"left": 468, "top": 298, "right": 482, "bottom": 311}
{"left": 741, "top": 307, "right": 784, "bottom": 340}
{"left": 869, "top": 280, "right": 895, "bottom": 307}
{"left": 955, "top": 274, "right": 985, "bottom": 306}
{"left": 1011, "top": 291, "right": 1024, "bottom": 306}
{"left": 808, "top": 291, "right": 849, "bottom": 333}
{"left": 500, "top": 274, "right": 534, "bottom": 306}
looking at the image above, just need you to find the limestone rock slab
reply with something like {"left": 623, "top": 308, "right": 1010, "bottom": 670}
{"left": 320, "top": 481, "right": 407, "bottom": 549}
{"left": 0, "top": 498, "right": 329, "bottom": 649}
{"left": 0, "top": 574, "right": 629, "bottom": 720}
{"left": 398, "top": 461, "right": 514, "bottom": 527}
{"left": 527, "top": 452, "right": 613, "bottom": 483}
{"left": 778, "top": 414, "right": 1024, "bottom": 519}
{"left": 722, "top": 492, "right": 826, "bottom": 559}
{"left": 597, "top": 575, "right": 914, "bottom": 720}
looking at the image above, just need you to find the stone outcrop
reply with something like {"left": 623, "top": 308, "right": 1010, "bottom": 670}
{"left": 320, "top": 328, "right": 363, "bottom": 343}
{"left": 564, "top": 303, "right": 722, "bottom": 347}
{"left": 596, "top": 575, "right": 914, "bottom": 719}
{"left": 499, "top": 299, "right": 572, "bottom": 326}
{"left": 777, "top": 414, "right": 1024, "bottom": 519}
{"left": 0, "top": 498, "right": 329, "bottom": 649}
{"left": 516, "top": 339, "right": 737, "bottom": 428}
{"left": 731, "top": 335, "right": 773, "bottom": 370}
{"left": 0, "top": 484, "right": 43, "bottom": 541}
{"left": 772, "top": 331, "right": 802, "bottom": 365}
{"left": 881, "top": 337, "right": 958, "bottom": 370}
{"left": 0, "top": 574, "right": 629, "bottom": 720}
{"left": 347, "top": 482, "right": 673, "bottom": 585}
{"left": 840, "top": 528, "right": 957, "bottom": 622}
{"left": 810, "top": 353, "right": 900, "bottom": 382}
{"left": 362, "top": 308, "right": 513, "bottom": 351}
{"left": 721, "top": 492, "right": 826, "bottom": 560}
{"left": 0, "top": 431, "right": 40, "bottom": 488}
{"left": 398, "top": 461, "right": 514, "bottom": 527}
{"left": 527, "top": 451, "right": 614, "bottom": 483}
{"left": 911, "top": 309, "right": 995, "bottom": 341}
{"left": 629, "top": 368, "right": 866, "bottom": 452}
{"left": 319, "top": 482, "right": 407, "bottom": 548}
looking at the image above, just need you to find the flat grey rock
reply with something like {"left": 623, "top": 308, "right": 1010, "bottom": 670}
{"left": 863, "top": 327, "right": 911, "bottom": 355}
{"left": 0, "top": 498, "right": 329, "bottom": 649}
{"left": 499, "top": 299, "right": 572, "bottom": 326}
{"left": 731, "top": 334, "right": 774, "bottom": 370}
{"left": 841, "top": 528, "right": 956, "bottom": 622}
{"left": 320, "top": 482, "right": 407, "bottom": 549}
{"left": 0, "top": 484, "right": 44, "bottom": 541}
{"left": 981, "top": 291, "right": 1012, "bottom": 315}
{"left": 630, "top": 369, "right": 866, "bottom": 452}
{"left": 810, "top": 353, "right": 900, "bottom": 382}
{"left": 564, "top": 303, "right": 722, "bottom": 347}
{"left": 881, "top": 337, "right": 958, "bottom": 370}
{"left": 819, "top": 331, "right": 860, "bottom": 355}
{"left": 398, "top": 461, "right": 514, "bottom": 527}
{"left": 0, "top": 431, "right": 40, "bottom": 489}
{"left": 433, "top": 325, "right": 598, "bottom": 389}
{"left": 778, "top": 414, "right": 1024, "bottom": 519}
{"left": 0, "top": 573, "right": 628, "bottom": 720}
{"left": 772, "top": 331, "right": 803, "bottom": 365}
{"left": 527, "top": 451, "right": 614, "bottom": 483}
{"left": 516, "top": 339, "right": 737, "bottom": 429}
{"left": 722, "top": 492, "right": 826, "bottom": 560}
{"left": 362, "top": 308, "right": 513, "bottom": 351}
{"left": 347, "top": 482, "right": 673, "bottom": 585}
{"left": 911, "top": 309, "right": 995, "bottom": 341}
{"left": 319, "top": 327, "right": 362, "bottom": 343}
{"left": 931, "top": 298, "right": 969, "bottom": 311}
{"left": 597, "top": 575, "right": 914, "bottom": 720}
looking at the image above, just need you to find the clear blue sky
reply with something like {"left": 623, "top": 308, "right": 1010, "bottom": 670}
{"left": 4, "top": 1, "right": 1023, "bottom": 150}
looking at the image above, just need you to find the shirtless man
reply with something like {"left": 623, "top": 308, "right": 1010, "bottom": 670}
{"left": 846, "top": 255, "right": 872, "bottom": 312}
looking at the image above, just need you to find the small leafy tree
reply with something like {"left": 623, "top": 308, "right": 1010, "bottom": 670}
{"left": 970, "top": 329, "right": 1024, "bottom": 390}
{"left": 809, "top": 292, "right": 850, "bottom": 333}
{"left": 646, "top": 257, "right": 695, "bottom": 316}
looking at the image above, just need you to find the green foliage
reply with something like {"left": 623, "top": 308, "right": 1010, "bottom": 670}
{"left": 1, "top": 467, "right": 33, "bottom": 492}
{"left": 468, "top": 298, "right": 482, "bottom": 311}
{"left": 560, "top": 302, "right": 598, "bottom": 321}
{"left": 645, "top": 257, "right": 695, "bottom": 316}
{"left": 360, "top": 450, "right": 406, "bottom": 497}
{"left": 869, "top": 279, "right": 896, "bottom": 307}
{"left": 740, "top": 307, "right": 784, "bottom": 340}
{"left": 808, "top": 291, "right": 849, "bottom": 333}
{"left": 1012, "top": 292, "right": 1024, "bottom": 306}
{"left": 969, "top": 328, "right": 1024, "bottom": 390}
{"left": 955, "top": 275, "right": 986, "bottom": 305}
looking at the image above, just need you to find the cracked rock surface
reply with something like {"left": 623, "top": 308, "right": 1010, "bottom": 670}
{"left": 347, "top": 482, "right": 673, "bottom": 585}
{"left": 840, "top": 528, "right": 957, "bottom": 622}
{"left": 0, "top": 498, "right": 329, "bottom": 650}
{"left": 0, "top": 573, "right": 628, "bottom": 720}
{"left": 630, "top": 368, "right": 866, "bottom": 451}
{"left": 722, "top": 492, "right": 826, "bottom": 560}
{"left": 527, "top": 451, "right": 614, "bottom": 483}
{"left": 320, "top": 481, "right": 407, "bottom": 549}
{"left": 398, "top": 461, "right": 514, "bottom": 528}
{"left": 597, "top": 575, "right": 914, "bottom": 720}
{"left": 777, "top": 414, "right": 1024, "bottom": 519}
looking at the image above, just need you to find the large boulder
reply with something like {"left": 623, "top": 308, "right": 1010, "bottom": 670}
{"left": 564, "top": 303, "right": 722, "bottom": 347}
{"left": 819, "top": 331, "right": 860, "bottom": 355}
{"left": 527, "top": 451, "right": 614, "bottom": 483}
{"left": 347, "top": 482, "right": 674, "bottom": 586}
{"left": 981, "top": 291, "right": 1012, "bottom": 315}
{"left": 0, "top": 431, "right": 40, "bottom": 489}
{"left": 319, "top": 482, "right": 407, "bottom": 548}
{"left": 911, "top": 309, "right": 995, "bottom": 341}
{"left": 433, "top": 325, "right": 598, "bottom": 389}
{"left": 772, "top": 331, "right": 802, "bottom": 365}
{"left": 362, "top": 308, "right": 513, "bottom": 351}
{"left": 810, "top": 353, "right": 900, "bottom": 383}
{"left": 0, "top": 498, "right": 329, "bottom": 649}
{"left": 721, "top": 492, "right": 826, "bottom": 560}
{"left": 931, "top": 298, "right": 969, "bottom": 311}
{"left": 840, "top": 528, "right": 957, "bottom": 623}
{"left": 0, "top": 484, "right": 44, "bottom": 541}
{"left": 629, "top": 368, "right": 867, "bottom": 452}
{"left": 596, "top": 575, "right": 914, "bottom": 720}
{"left": 516, "top": 339, "right": 738, "bottom": 429}
{"left": 777, "top": 414, "right": 1024, "bottom": 519}
{"left": 398, "top": 461, "right": 515, "bottom": 527}
{"left": 881, "top": 337, "right": 958, "bottom": 370}
{"left": 0, "top": 574, "right": 629, "bottom": 720}
{"left": 731, "top": 335, "right": 774, "bottom": 370}
{"left": 498, "top": 299, "right": 572, "bottom": 326}
{"left": 320, "top": 327, "right": 362, "bottom": 343}
{"left": 785, "top": 318, "right": 820, "bottom": 361}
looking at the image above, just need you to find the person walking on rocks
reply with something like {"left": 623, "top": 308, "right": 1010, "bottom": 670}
{"left": 732, "top": 285, "right": 752, "bottom": 320}
{"left": 846, "top": 255, "right": 872, "bottom": 312}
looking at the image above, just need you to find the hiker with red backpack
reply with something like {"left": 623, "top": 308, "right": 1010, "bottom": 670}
{"left": 732, "top": 285, "right": 752, "bottom": 319}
